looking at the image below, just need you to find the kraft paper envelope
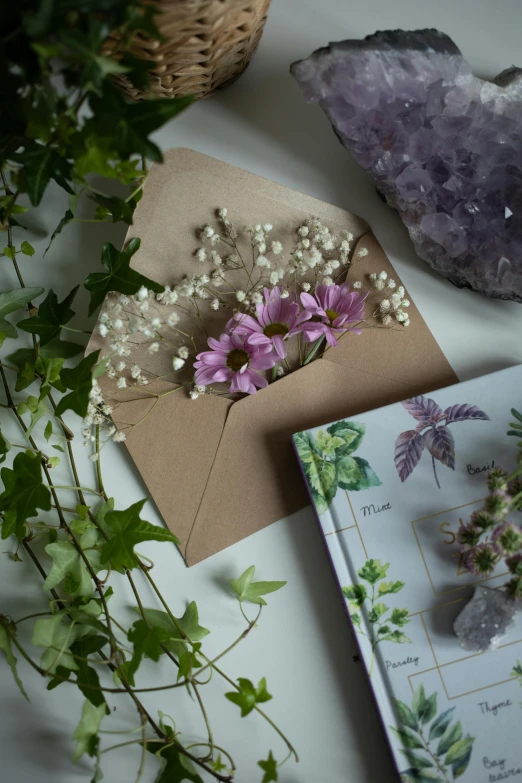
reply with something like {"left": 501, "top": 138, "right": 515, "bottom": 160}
{"left": 88, "top": 148, "right": 457, "bottom": 566}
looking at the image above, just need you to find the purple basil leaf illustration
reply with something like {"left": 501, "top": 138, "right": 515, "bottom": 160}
{"left": 443, "top": 404, "right": 490, "bottom": 424}
{"left": 394, "top": 430, "right": 424, "bottom": 482}
{"left": 423, "top": 426, "right": 455, "bottom": 470}
{"left": 402, "top": 396, "right": 445, "bottom": 425}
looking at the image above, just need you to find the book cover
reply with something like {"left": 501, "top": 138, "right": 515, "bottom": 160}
{"left": 293, "top": 364, "right": 522, "bottom": 783}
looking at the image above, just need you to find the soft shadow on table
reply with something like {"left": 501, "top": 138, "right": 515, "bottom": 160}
{"left": 282, "top": 508, "right": 399, "bottom": 783}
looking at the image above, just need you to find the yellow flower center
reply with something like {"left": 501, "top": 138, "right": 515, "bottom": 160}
{"left": 226, "top": 349, "right": 249, "bottom": 371}
{"left": 325, "top": 308, "right": 339, "bottom": 323}
{"left": 263, "top": 323, "right": 289, "bottom": 338}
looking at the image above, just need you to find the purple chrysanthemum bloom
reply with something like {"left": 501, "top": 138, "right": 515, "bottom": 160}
{"left": 493, "top": 523, "right": 522, "bottom": 555}
{"left": 296, "top": 283, "right": 366, "bottom": 347}
{"left": 227, "top": 287, "right": 310, "bottom": 359}
{"left": 464, "top": 542, "right": 501, "bottom": 577}
{"left": 194, "top": 331, "right": 276, "bottom": 394}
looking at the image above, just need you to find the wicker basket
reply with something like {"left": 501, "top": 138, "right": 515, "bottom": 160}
{"left": 108, "top": 0, "right": 272, "bottom": 100}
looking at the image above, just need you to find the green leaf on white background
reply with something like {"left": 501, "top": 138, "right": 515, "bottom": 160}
{"left": 230, "top": 565, "right": 286, "bottom": 606}
{"left": 0, "top": 624, "right": 29, "bottom": 700}
{"left": 72, "top": 699, "right": 106, "bottom": 762}
{"left": 0, "top": 287, "right": 43, "bottom": 345}
{"left": 225, "top": 677, "right": 272, "bottom": 717}
{"left": 32, "top": 614, "right": 82, "bottom": 673}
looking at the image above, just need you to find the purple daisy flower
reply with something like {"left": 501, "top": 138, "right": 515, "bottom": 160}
{"left": 194, "top": 331, "right": 276, "bottom": 394}
{"left": 296, "top": 282, "right": 366, "bottom": 347}
{"left": 227, "top": 287, "right": 310, "bottom": 359}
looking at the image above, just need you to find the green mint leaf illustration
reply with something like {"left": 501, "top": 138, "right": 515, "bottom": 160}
{"left": 293, "top": 431, "right": 319, "bottom": 464}
{"left": 225, "top": 677, "right": 272, "bottom": 717}
{"left": 100, "top": 499, "right": 179, "bottom": 572}
{"left": 358, "top": 559, "right": 389, "bottom": 584}
{"left": 436, "top": 721, "right": 463, "bottom": 756}
{"left": 326, "top": 420, "right": 365, "bottom": 455}
{"left": 258, "top": 750, "right": 278, "bottom": 783}
{"left": 390, "top": 608, "right": 410, "bottom": 627}
{"left": 230, "top": 565, "right": 286, "bottom": 606}
{"left": 428, "top": 708, "right": 455, "bottom": 740}
{"left": 0, "top": 623, "right": 29, "bottom": 701}
{"left": 17, "top": 286, "right": 78, "bottom": 346}
{"left": 84, "top": 238, "right": 164, "bottom": 316}
{"left": 315, "top": 429, "right": 345, "bottom": 456}
{"left": 337, "top": 455, "right": 382, "bottom": 490}
{"left": 378, "top": 580, "right": 406, "bottom": 596}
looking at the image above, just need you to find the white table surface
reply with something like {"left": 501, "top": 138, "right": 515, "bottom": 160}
{"left": 2, "top": 1, "right": 522, "bottom": 781}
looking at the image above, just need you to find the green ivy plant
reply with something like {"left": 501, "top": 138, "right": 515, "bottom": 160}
{"left": 342, "top": 559, "right": 411, "bottom": 676}
{"left": 294, "top": 420, "right": 381, "bottom": 514}
{"left": 0, "top": 3, "right": 296, "bottom": 782}
{"left": 394, "top": 685, "right": 475, "bottom": 782}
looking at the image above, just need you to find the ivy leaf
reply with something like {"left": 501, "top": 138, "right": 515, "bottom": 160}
{"left": 70, "top": 636, "right": 109, "bottom": 710}
{"left": 21, "top": 241, "right": 35, "bottom": 256}
{"left": 0, "top": 451, "right": 51, "bottom": 540}
{"left": 342, "top": 584, "right": 367, "bottom": 606}
{"left": 147, "top": 743, "right": 203, "bottom": 783}
{"left": 0, "top": 287, "right": 44, "bottom": 344}
{"left": 390, "top": 608, "right": 410, "bottom": 627}
{"left": 436, "top": 721, "right": 463, "bottom": 757}
{"left": 0, "top": 429, "right": 12, "bottom": 464}
{"left": 358, "top": 559, "right": 389, "bottom": 585}
{"left": 326, "top": 420, "right": 365, "bottom": 455}
{"left": 225, "top": 677, "right": 272, "bottom": 717}
{"left": 44, "top": 209, "right": 74, "bottom": 254}
{"left": 258, "top": 751, "right": 278, "bottom": 783}
{"left": 72, "top": 699, "right": 106, "bottom": 762}
{"left": 337, "top": 455, "right": 381, "bottom": 491}
{"left": 54, "top": 350, "right": 100, "bottom": 417}
{"left": 428, "top": 708, "right": 455, "bottom": 741}
{"left": 123, "top": 619, "right": 172, "bottom": 685}
{"left": 32, "top": 614, "right": 82, "bottom": 673}
{"left": 17, "top": 286, "right": 78, "bottom": 346}
{"left": 0, "top": 623, "right": 29, "bottom": 700}
{"left": 89, "top": 193, "right": 134, "bottom": 224}
{"left": 136, "top": 602, "right": 209, "bottom": 658}
{"left": 19, "top": 145, "right": 54, "bottom": 205}
{"left": 230, "top": 565, "right": 286, "bottom": 606}
{"left": 44, "top": 529, "right": 102, "bottom": 596}
{"left": 100, "top": 498, "right": 179, "bottom": 572}
{"left": 84, "top": 239, "right": 164, "bottom": 316}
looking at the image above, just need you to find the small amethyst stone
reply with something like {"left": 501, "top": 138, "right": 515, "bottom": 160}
{"left": 291, "top": 30, "right": 522, "bottom": 302}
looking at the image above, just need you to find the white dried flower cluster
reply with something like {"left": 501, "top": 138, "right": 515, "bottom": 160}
{"left": 80, "top": 378, "right": 125, "bottom": 446}
{"left": 369, "top": 271, "right": 411, "bottom": 327}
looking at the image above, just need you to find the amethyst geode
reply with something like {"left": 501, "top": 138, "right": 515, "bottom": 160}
{"left": 291, "top": 30, "right": 522, "bottom": 301}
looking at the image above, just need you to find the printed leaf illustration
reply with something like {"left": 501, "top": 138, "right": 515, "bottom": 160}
{"left": 343, "top": 560, "right": 411, "bottom": 676}
{"left": 393, "top": 686, "right": 474, "bottom": 782}
{"left": 443, "top": 404, "right": 490, "bottom": 424}
{"left": 394, "top": 430, "right": 424, "bottom": 482}
{"left": 402, "top": 397, "right": 445, "bottom": 425}
{"left": 395, "top": 395, "right": 490, "bottom": 488}
{"left": 294, "top": 420, "right": 380, "bottom": 514}
{"left": 423, "top": 427, "right": 455, "bottom": 470}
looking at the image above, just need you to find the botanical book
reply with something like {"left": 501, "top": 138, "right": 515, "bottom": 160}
{"left": 293, "top": 364, "right": 522, "bottom": 783}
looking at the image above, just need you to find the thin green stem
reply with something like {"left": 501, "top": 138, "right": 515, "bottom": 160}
{"left": 302, "top": 336, "right": 325, "bottom": 366}
{"left": 51, "top": 485, "right": 102, "bottom": 495}
{"left": 95, "top": 425, "right": 105, "bottom": 496}
{"left": 101, "top": 738, "right": 166, "bottom": 755}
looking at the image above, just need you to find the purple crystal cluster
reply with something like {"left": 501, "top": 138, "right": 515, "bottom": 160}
{"left": 291, "top": 30, "right": 522, "bottom": 301}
